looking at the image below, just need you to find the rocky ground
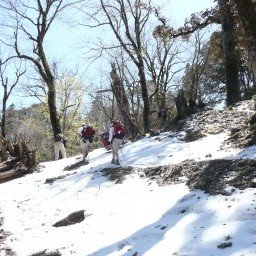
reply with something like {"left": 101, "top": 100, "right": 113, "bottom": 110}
{"left": 101, "top": 100, "right": 256, "bottom": 195}
{"left": 0, "top": 212, "right": 15, "bottom": 256}
{"left": 179, "top": 100, "right": 256, "bottom": 147}
{"left": 1, "top": 100, "right": 256, "bottom": 256}
{"left": 101, "top": 158, "right": 256, "bottom": 195}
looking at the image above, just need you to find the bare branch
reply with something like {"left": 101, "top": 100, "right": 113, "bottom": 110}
{"left": 153, "top": 6, "right": 220, "bottom": 40}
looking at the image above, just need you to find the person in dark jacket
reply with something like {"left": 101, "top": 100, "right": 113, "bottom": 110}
{"left": 54, "top": 133, "right": 67, "bottom": 160}
{"left": 78, "top": 124, "right": 96, "bottom": 161}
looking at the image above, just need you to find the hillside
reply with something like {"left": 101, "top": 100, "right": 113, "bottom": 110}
{"left": 0, "top": 100, "right": 256, "bottom": 256}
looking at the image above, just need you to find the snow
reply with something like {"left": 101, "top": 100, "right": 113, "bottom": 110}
{"left": 0, "top": 131, "right": 256, "bottom": 256}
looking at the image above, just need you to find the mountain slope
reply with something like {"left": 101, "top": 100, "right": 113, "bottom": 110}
{"left": 0, "top": 100, "right": 256, "bottom": 256}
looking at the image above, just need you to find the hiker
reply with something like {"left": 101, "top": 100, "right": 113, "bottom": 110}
{"left": 78, "top": 124, "right": 96, "bottom": 161}
{"left": 100, "top": 131, "right": 111, "bottom": 150}
{"left": 157, "top": 108, "right": 167, "bottom": 127}
{"left": 54, "top": 133, "right": 67, "bottom": 160}
{"left": 108, "top": 120, "right": 125, "bottom": 165}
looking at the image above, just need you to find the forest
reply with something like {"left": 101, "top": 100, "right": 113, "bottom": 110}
{"left": 0, "top": 0, "right": 256, "bottom": 167}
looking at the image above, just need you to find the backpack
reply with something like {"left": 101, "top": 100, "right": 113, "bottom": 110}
{"left": 55, "top": 134, "right": 64, "bottom": 142}
{"left": 62, "top": 137, "right": 68, "bottom": 148}
{"left": 100, "top": 132, "right": 110, "bottom": 148}
{"left": 113, "top": 121, "right": 126, "bottom": 139}
{"left": 100, "top": 131, "right": 109, "bottom": 141}
{"left": 55, "top": 134, "right": 67, "bottom": 147}
{"left": 54, "top": 134, "right": 62, "bottom": 142}
{"left": 81, "top": 126, "right": 96, "bottom": 143}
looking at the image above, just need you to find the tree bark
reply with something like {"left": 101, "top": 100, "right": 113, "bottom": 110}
{"left": 1, "top": 90, "right": 7, "bottom": 138}
{"left": 233, "top": 0, "right": 256, "bottom": 85}
{"left": 110, "top": 63, "right": 140, "bottom": 138}
{"left": 175, "top": 89, "right": 189, "bottom": 120}
{"left": 218, "top": 0, "right": 241, "bottom": 106}
{"left": 137, "top": 61, "right": 150, "bottom": 133}
{"left": 47, "top": 79, "right": 61, "bottom": 136}
{"left": 0, "top": 137, "right": 6, "bottom": 162}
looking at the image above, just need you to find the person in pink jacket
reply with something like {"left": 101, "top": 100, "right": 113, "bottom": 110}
{"left": 108, "top": 120, "right": 125, "bottom": 165}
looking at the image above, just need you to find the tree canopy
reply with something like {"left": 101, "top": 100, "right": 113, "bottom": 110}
{"left": 1, "top": 0, "right": 256, "bottom": 162}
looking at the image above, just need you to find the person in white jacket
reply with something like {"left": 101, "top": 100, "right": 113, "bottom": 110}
{"left": 108, "top": 121, "right": 124, "bottom": 165}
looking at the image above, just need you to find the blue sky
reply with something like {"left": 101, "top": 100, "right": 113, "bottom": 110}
{"left": 1, "top": 0, "right": 216, "bottom": 108}
{"left": 46, "top": 0, "right": 216, "bottom": 66}
{"left": 168, "top": 0, "right": 215, "bottom": 25}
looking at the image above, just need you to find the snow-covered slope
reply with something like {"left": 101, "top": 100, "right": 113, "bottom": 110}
{"left": 0, "top": 101, "right": 256, "bottom": 256}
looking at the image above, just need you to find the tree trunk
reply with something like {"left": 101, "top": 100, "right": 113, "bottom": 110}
{"left": 47, "top": 78, "right": 61, "bottom": 136}
{"left": 0, "top": 136, "right": 6, "bottom": 162}
{"left": 233, "top": 0, "right": 256, "bottom": 85}
{"left": 110, "top": 63, "right": 140, "bottom": 138}
{"left": 175, "top": 89, "right": 189, "bottom": 120}
{"left": 1, "top": 90, "right": 7, "bottom": 138}
{"left": 0, "top": 135, "right": 37, "bottom": 181}
{"left": 7, "top": 1, "right": 64, "bottom": 140}
{"left": 218, "top": 0, "right": 241, "bottom": 106}
{"left": 0, "top": 95, "right": 7, "bottom": 161}
{"left": 137, "top": 61, "right": 151, "bottom": 133}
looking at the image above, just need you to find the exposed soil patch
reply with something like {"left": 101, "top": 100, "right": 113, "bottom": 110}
{"left": 185, "top": 159, "right": 256, "bottom": 194}
{"left": 141, "top": 158, "right": 256, "bottom": 195}
{"left": 171, "top": 100, "right": 256, "bottom": 148}
{"left": 100, "top": 158, "right": 256, "bottom": 195}
{"left": 100, "top": 166, "right": 133, "bottom": 183}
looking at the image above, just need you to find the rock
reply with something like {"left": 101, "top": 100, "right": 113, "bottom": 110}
{"left": 53, "top": 210, "right": 91, "bottom": 227}
{"left": 30, "top": 249, "right": 61, "bottom": 256}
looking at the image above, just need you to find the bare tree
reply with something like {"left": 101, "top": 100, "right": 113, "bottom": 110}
{"left": 57, "top": 71, "right": 85, "bottom": 133}
{"left": 154, "top": 3, "right": 242, "bottom": 106}
{"left": 0, "top": 0, "right": 82, "bottom": 137}
{"left": 181, "top": 31, "right": 214, "bottom": 108}
{"left": 110, "top": 63, "right": 140, "bottom": 137}
{"left": 143, "top": 36, "right": 184, "bottom": 110}
{"left": 80, "top": 0, "right": 155, "bottom": 132}
{"left": 0, "top": 58, "right": 26, "bottom": 138}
